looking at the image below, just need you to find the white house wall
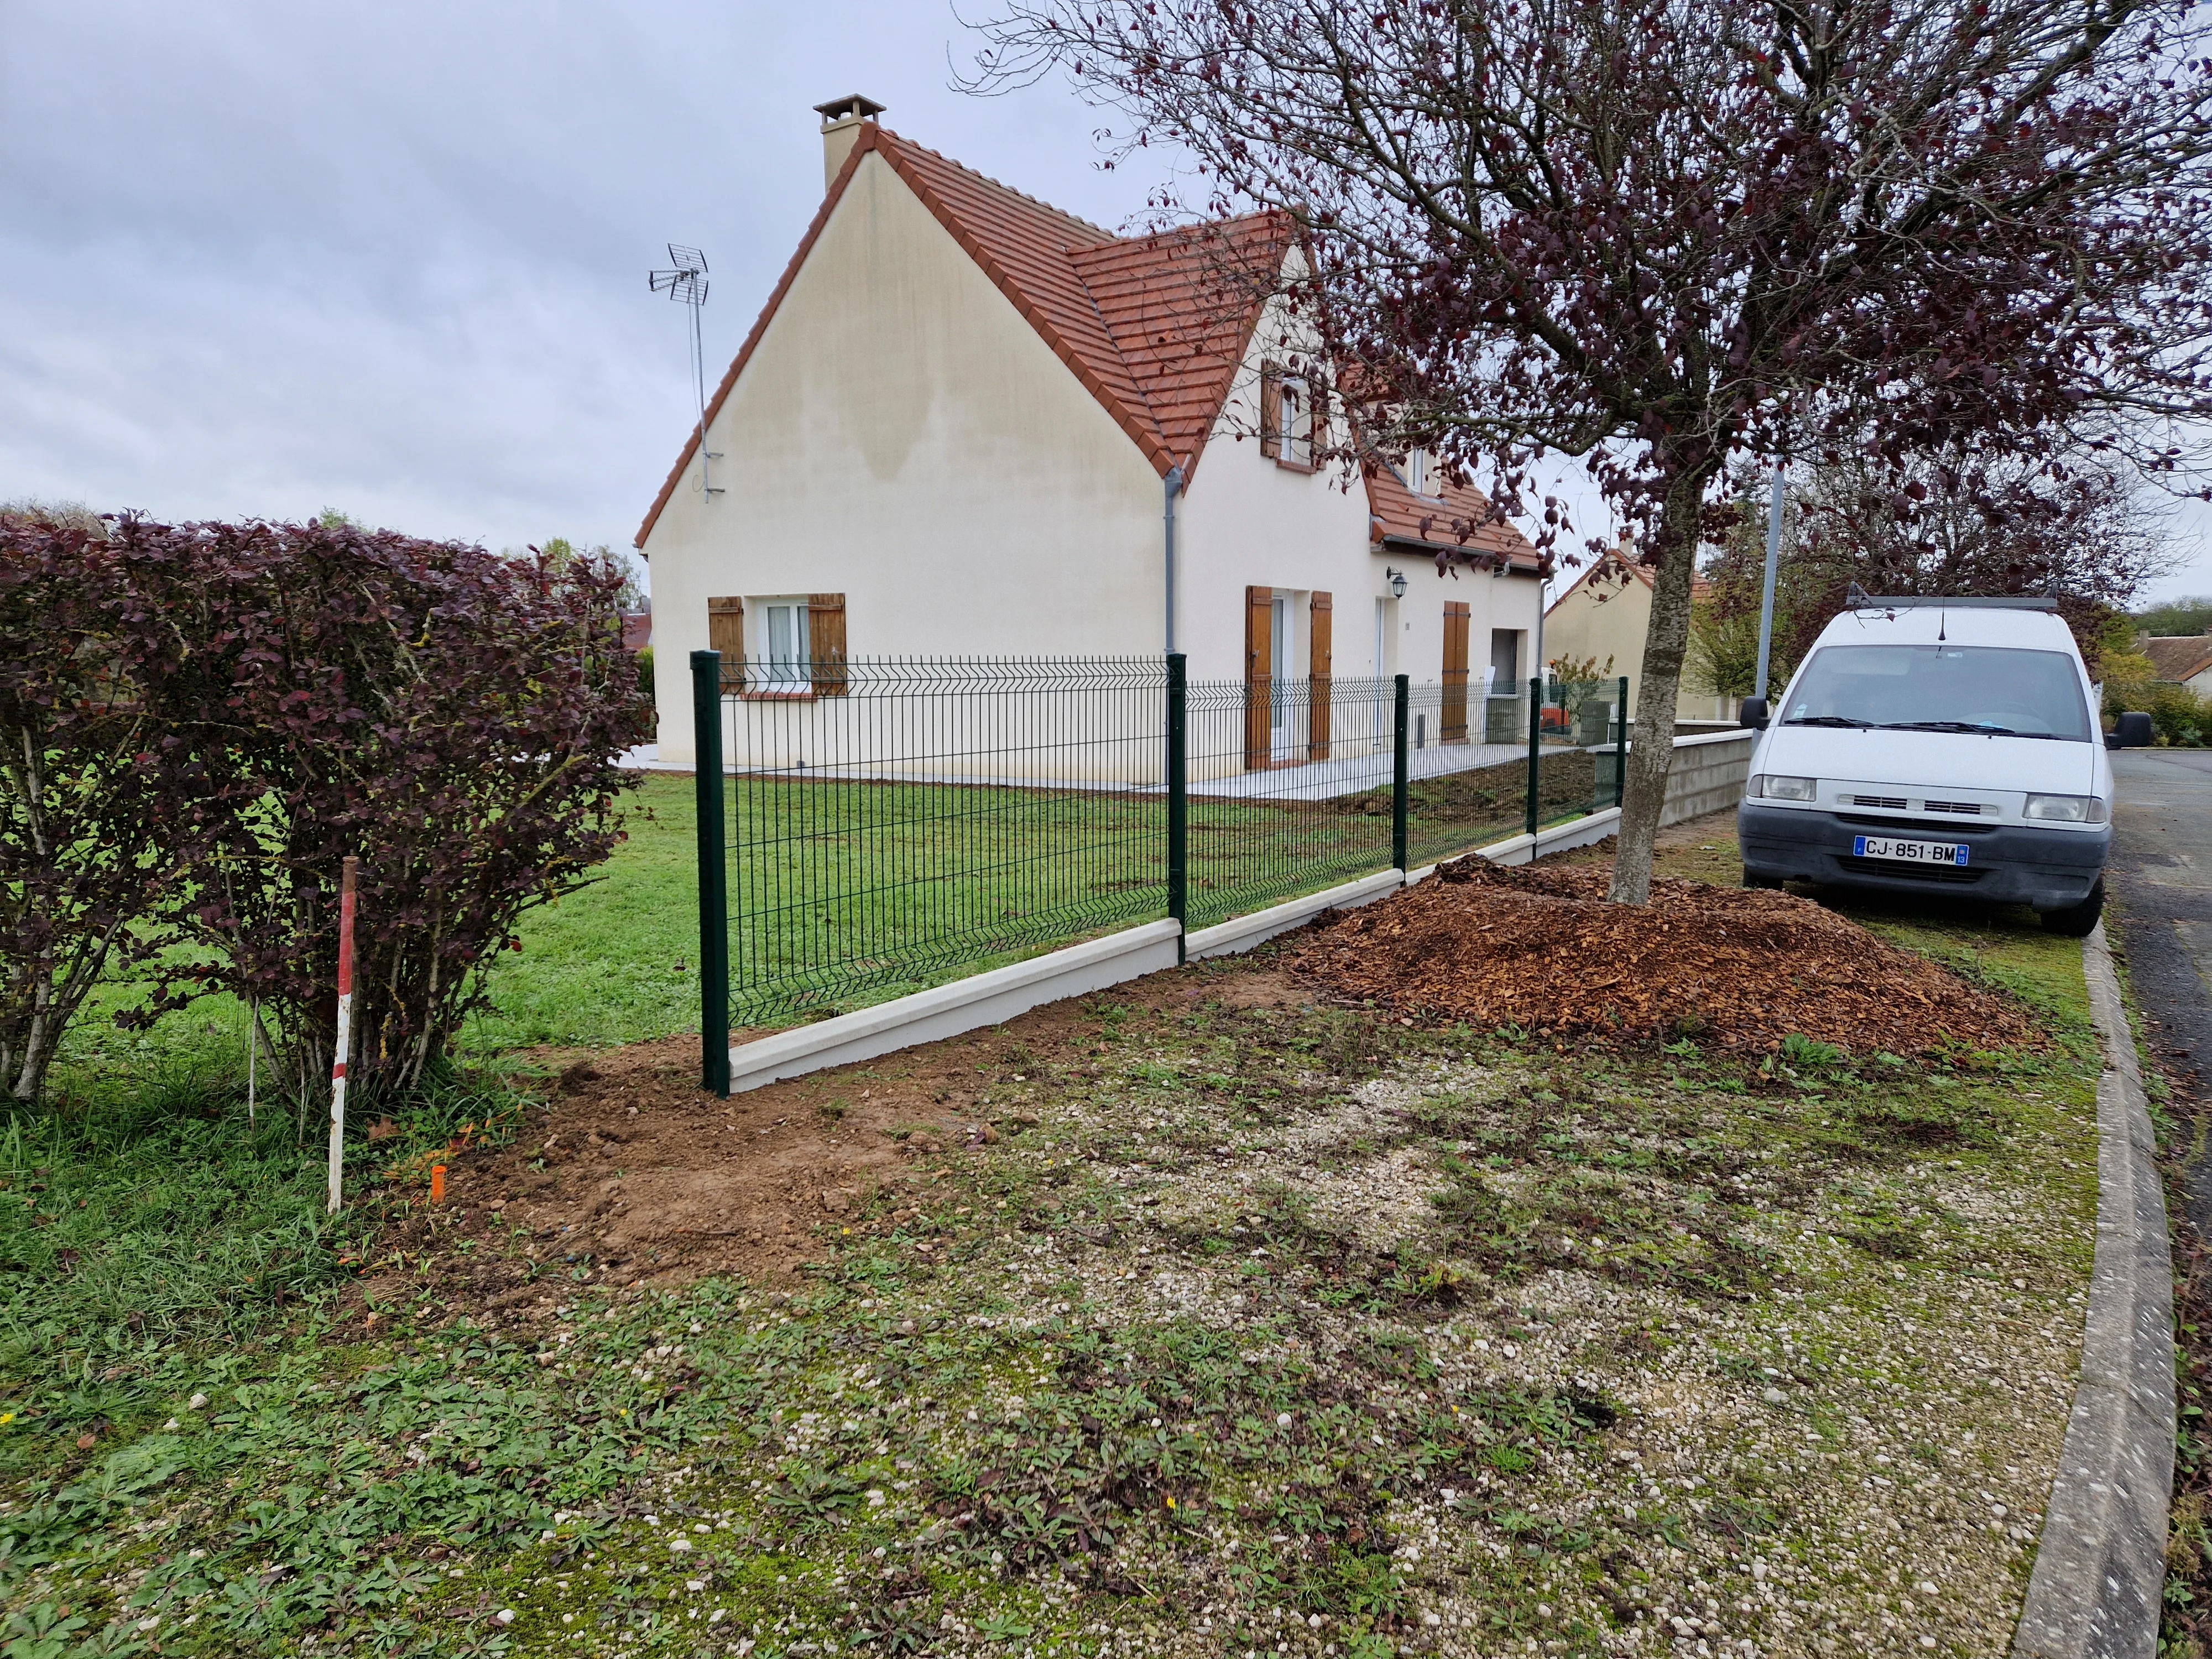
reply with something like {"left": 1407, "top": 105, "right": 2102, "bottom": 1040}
{"left": 644, "top": 149, "right": 1166, "bottom": 763}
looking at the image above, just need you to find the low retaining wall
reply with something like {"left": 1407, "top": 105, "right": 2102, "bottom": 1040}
{"left": 1660, "top": 728, "right": 1755, "bottom": 827}
{"left": 721, "top": 731, "right": 1743, "bottom": 1093}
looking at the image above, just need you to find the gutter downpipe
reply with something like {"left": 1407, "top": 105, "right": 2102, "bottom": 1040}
{"left": 1164, "top": 464, "right": 1185, "bottom": 655}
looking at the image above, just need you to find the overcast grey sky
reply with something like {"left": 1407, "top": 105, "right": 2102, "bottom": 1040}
{"left": 4, "top": 0, "right": 2207, "bottom": 604}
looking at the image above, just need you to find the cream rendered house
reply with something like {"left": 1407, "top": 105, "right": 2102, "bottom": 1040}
{"left": 637, "top": 97, "right": 1543, "bottom": 767}
{"left": 1542, "top": 546, "right": 1736, "bottom": 725}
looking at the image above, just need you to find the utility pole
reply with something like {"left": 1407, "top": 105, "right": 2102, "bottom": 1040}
{"left": 1753, "top": 466, "right": 1786, "bottom": 702}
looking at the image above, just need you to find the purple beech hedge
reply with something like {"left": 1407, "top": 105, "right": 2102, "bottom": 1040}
{"left": 0, "top": 515, "right": 654, "bottom": 1108}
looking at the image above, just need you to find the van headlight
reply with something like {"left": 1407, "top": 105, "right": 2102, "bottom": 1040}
{"left": 2025, "top": 794, "right": 2108, "bottom": 824}
{"left": 1750, "top": 774, "right": 1817, "bottom": 802}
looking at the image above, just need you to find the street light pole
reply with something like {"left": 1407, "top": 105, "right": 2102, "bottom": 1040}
{"left": 1752, "top": 465, "right": 1786, "bottom": 702}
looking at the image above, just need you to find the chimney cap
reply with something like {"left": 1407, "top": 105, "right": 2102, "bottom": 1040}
{"left": 814, "top": 94, "right": 887, "bottom": 127}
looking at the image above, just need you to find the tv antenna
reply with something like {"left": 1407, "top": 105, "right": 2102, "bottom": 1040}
{"left": 650, "top": 243, "right": 722, "bottom": 497}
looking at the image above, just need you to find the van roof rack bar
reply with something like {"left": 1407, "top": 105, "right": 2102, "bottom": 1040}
{"left": 1843, "top": 591, "right": 2060, "bottom": 612}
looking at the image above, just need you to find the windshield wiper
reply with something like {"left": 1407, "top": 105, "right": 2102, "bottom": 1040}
{"left": 1880, "top": 720, "right": 2018, "bottom": 735}
{"left": 1782, "top": 715, "right": 1873, "bottom": 728}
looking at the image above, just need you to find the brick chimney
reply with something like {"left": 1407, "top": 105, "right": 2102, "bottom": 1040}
{"left": 814, "top": 95, "right": 886, "bottom": 191}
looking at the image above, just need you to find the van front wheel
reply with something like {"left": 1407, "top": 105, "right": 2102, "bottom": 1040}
{"left": 1743, "top": 868, "right": 1785, "bottom": 890}
{"left": 2040, "top": 879, "right": 2105, "bottom": 938}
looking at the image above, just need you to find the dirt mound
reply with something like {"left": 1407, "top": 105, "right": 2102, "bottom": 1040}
{"left": 1286, "top": 855, "right": 2041, "bottom": 1054}
{"left": 359, "top": 1035, "right": 1010, "bottom": 1329}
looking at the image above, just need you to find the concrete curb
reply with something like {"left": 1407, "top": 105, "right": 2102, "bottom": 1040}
{"left": 2013, "top": 922, "right": 2176, "bottom": 1659}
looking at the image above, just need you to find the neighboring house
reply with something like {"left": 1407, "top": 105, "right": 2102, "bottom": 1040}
{"left": 620, "top": 612, "right": 652, "bottom": 654}
{"left": 636, "top": 96, "right": 1542, "bottom": 767}
{"left": 2144, "top": 634, "right": 2212, "bottom": 695}
{"left": 1542, "top": 545, "right": 1735, "bottom": 724}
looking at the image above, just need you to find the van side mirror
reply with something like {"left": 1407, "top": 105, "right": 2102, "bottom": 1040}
{"left": 2111, "top": 710, "right": 2153, "bottom": 749}
{"left": 1739, "top": 697, "right": 1770, "bottom": 732}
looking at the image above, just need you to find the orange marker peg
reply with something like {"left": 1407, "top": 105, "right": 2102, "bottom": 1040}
{"left": 430, "top": 1164, "right": 447, "bottom": 1205}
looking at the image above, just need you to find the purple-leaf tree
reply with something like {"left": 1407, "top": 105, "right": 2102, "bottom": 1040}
{"left": 110, "top": 518, "right": 653, "bottom": 1107}
{"left": 970, "top": 0, "right": 2212, "bottom": 900}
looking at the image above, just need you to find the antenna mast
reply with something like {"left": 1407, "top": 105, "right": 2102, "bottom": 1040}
{"left": 649, "top": 244, "right": 722, "bottom": 497}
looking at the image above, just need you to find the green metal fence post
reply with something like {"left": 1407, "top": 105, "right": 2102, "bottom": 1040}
{"left": 1615, "top": 674, "right": 1630, "bottom": 809}
{"left": 1526, "top": 675, "right": 1543, "bottom": 838}
{"left": 691, "top": 650, "right": 731, "bottom": 1097}
{"left": 1392, "top": 675, "right": 1410, "bottom": 872}
{"left": 1167, "top": 653, "right": 1188, "bottom": 962}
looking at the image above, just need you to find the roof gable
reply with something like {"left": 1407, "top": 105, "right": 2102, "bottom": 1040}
{"left": 635, "top": 124, "right": 1287, "bottom": 549}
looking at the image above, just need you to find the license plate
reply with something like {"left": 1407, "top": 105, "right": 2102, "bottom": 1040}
{"left": 1853, "top": 834, "right": 1969, "bottom": 867}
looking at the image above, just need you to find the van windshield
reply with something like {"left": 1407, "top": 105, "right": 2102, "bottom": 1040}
{"left": 1781, "top": 644, "right": 2091, "bottom": 740}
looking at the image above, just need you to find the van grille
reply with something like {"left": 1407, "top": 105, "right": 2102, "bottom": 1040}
{"left": 1922, "top": 799, "right": 1986, "bottom": 816}
{"left": 1839, "top": 856, "right": 1986, "bottom": 885}
{"left": 1838, "top": 813, "right": 1995, "bottom": 836}
{"left": 1850, "top": 794, "right": 1908, "bottom": 809}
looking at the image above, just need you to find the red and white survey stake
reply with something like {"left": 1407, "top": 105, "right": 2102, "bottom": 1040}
{"left": 327, "top": 855, "right": 359, "bottom": 1214}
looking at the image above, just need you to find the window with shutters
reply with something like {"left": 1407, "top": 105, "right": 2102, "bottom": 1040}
{"left": 738, "top": 593, "right": 847, "bottom": 697}
{"left": 1259, "top": 363, "right": 1323, "bottom": 471}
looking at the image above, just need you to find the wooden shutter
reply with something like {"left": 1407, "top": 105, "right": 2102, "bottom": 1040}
{"left": 808, "top": 592, "right": 848, "bottom": 696}
{"left": 707, "top": 596, "right": 744, "bottom": 691}
{"left": 1441, "top": 602, "right": 1470, "bottom": 744}
{"left": 1244, "top": 586, "right": 1273, "bottom": 770}
{"left": 1259, "top": 367, "right": 1282, "bottom": 460}
{"left": 1307, "top": 591, "right": 1332, "bottom": 761}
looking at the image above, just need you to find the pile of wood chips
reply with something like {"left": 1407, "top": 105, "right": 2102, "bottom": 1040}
{"left": 1286, "top": 855, "right": 2043, "bottom": 1054}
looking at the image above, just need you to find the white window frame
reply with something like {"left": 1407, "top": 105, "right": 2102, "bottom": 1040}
{"left": 755, "top": 598, "right": 812, "bottom": 695}
{"left": 1277, "top": 374, "right": 1312, "bottom": 467}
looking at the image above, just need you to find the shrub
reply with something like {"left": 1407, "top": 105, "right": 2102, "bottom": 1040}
{"left": 0, "top": 519, "right": 180, "bottom": 1102}
{"left": 2105, "top": 679, "right": 2210, "bottom": 746}
{"left": 107, "top": 518, "right": 656, "bottom": 1107}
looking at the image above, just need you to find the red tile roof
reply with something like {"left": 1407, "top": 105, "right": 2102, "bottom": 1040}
{"left": 1545, "top": 544, "right": 1712, "bottom": 612}
{"left": 1364, "top": 462, "right": 1541, "bottom": 573}
{"left": 2145, "top": 634, "right": 2212, "bottom": 683}
{"left": 634, "top": 123, "right": 1531, "bottom": 571}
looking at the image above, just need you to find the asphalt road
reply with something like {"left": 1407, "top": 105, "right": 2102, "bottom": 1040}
{"left": 2109, "top": 748, "right": 2212, "bottom": 1228}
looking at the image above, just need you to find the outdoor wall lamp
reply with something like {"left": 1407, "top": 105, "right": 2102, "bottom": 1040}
{"left": 1386, "top": 567, "right": 1408, "bottom": 599}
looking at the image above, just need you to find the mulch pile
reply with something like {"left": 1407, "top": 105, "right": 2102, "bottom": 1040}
{"left": 1286, "top": 855, "right": 2043, "bottom": 1055}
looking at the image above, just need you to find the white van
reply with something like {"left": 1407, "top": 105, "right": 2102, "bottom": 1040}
{"left": 1736, "top": 596, "right": 2111, "bottom": 935}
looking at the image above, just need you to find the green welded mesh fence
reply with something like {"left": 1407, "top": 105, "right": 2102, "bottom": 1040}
{"left": 690, "top": 653, "right": 1625, "bottom": 1092}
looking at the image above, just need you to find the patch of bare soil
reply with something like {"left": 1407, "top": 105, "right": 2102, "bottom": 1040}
{"left": 362, "top": 969, "right": 1323, "bottom": 1327}
{"left": 1287, "top": 853, "right": 2042, "bottom": 1054}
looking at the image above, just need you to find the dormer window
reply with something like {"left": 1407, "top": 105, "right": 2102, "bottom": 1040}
{"left": 1405, "top": 448, "right": 1431, "bottom": 496}
{"left": 1260, "top": 363, "right": 1322, "bottom": 471}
